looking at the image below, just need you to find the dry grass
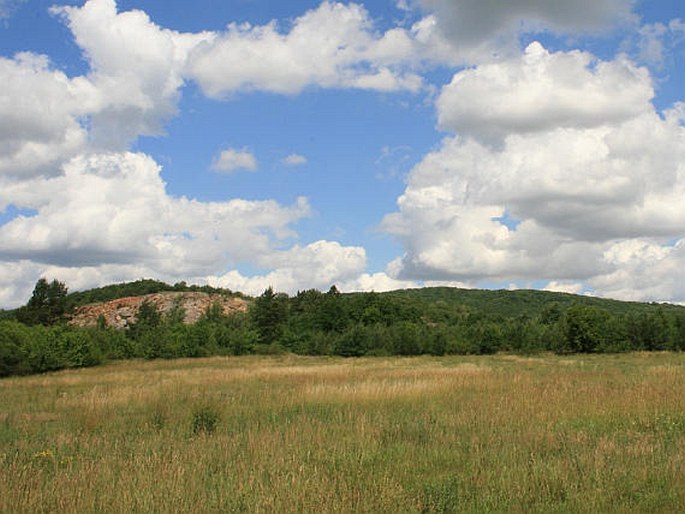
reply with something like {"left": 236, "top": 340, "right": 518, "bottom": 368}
{"left": 1, "top": 353, "right": 685, "bottom": 513}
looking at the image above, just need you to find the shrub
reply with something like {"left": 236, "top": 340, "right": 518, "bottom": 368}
{"left": 0, "top": 321, "right": 32, "bottom": 376}
{"left": 191, "top": 404, "right": 220, "bottom": 436}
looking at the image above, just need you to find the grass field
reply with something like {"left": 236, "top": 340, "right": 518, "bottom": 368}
{"left": 1, "top": 353, "right": 685, "bottom": 513}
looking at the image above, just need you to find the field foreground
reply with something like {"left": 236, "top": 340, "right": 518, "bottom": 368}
{"left": 1, "top": 353, "right": 684, "bottom": 513}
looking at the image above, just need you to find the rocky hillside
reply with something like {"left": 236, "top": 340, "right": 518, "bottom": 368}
{"left": 69, "top": 291, "right": 249, "bottom": 329}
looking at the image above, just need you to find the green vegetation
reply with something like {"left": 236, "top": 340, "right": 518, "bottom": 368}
{"left": 1, "top": 279, "right": 685, "bottom": 377}
{"left": 1, "top": 354, "right": 684, "bottom": 512}
{"left": 15, "top": 278, "right": 68, "bottom": 326}
{"left": 63, "top": 278, "right": 241, "bottom": 311}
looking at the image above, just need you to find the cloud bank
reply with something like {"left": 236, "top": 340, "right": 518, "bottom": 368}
{"left": 383, "top": 43, "right": 685, "bottom": 302}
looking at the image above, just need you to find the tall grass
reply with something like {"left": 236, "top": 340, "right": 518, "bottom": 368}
{"left": 1, "top": 353, "right": 684, "bottom": 512}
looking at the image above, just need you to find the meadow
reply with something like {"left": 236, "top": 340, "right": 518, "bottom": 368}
{"left": 1, "top": 353, "right": 684, "bottom": 513}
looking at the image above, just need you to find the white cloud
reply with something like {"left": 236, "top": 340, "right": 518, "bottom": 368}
{"left": 206, "top": 240, "right": 367, "bottom": 295}
{"left": 0, "top": 151, "right": 377, "bottom": 307}
{"left": 437, "top": 42, "right": 653, "bottom": 143}
{"left": 0, "top": 53, "right": 94, "bottom": 178}
{"left": 633, "top": 18, "right": 685, "bottom": 67}
{"left": 543, "top": 281, "right": 586, "bottom": 295}
{"left": 211, "top": 148, "right": 258, "bottom": 173}
{"left": 590, "top": 239, "right": 685, "bottom": 302}
{"left": 281, "top": 153, "right": 308, "bottom": 167}
{"left": 339, "top": 271, "right": 419, "bottom": 293}
{"left": 384, "top": 44, "right": 685, "bottom": 302}
{"left": 0, "top": 0, "right": 213, "bottom": 179}
{"left": 636, "top": 22, "right": 669, "bottom": 65}
{"left": 186, "top": 1, "right": 425, "bottom": 97}
{"left": 52, "top": 0, "right": 212, "bottom": 150}
{"left": 0, "top": 260, "right": 166, "bottom": 309}
{"left": 0, "top": 151, "right": 308, "bottom": 276}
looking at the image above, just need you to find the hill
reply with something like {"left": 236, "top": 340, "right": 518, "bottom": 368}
{"left": 6, "top": 279, "right": 685, "bottom": 327}
{"left": 386, "top": 287, "right": 685, "bottom": 319}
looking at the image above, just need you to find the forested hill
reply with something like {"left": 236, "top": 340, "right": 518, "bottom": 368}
{"left": 3, "top": 279, "right": 682, "bottom": 322}
{"left": 387, "top": 287, "right": 685, "bottom": 319}
{"left": 3, "top": 280, "right": 685, "bottom": 378}
{"left": 62, "top": 280, "right": 685, "bottom": 321}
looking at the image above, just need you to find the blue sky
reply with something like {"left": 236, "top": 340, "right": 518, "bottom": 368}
{"left": 0, "top": 0, "right": 684, "bottom": 307}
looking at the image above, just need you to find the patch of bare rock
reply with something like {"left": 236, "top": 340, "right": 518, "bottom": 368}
{"left": 68, "top": 292, "right": 249, "bottom": 329}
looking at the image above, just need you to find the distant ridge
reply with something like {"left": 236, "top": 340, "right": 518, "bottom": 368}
{"left": 386, "top": 287, "right": 685, "bottom": 319}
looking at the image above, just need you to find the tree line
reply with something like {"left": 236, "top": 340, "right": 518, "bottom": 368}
{"left": 1, "top": 280, "right": 685, "bottom": 377}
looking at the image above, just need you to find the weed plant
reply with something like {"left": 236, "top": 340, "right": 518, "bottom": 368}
{"left": 191, "top": 403, "right": 220, "bottom": 436}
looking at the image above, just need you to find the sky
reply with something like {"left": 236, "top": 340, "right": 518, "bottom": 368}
{"left": 0, "top": 0, "right": 684, "bottom": 308}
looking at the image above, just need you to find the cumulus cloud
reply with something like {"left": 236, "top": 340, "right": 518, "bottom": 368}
{"left": 437, "top": 42, "right": 653, "bottom": 142}
{"left": 0, "top": 152, "right": 318, "bottom": 303}
{"left": 211, "top": 148, "right": 258, "bottom": 173}
{"left": 590, "top": 239, "right": 685, "bottom": 302}
{"left": 281, "top": 153, "right": 308, "bottom": 167}
{"left": 0, "top": 151, "right": 377, "bottom": 306}
{"left": 340, "top": 271, "right": 420, "bottom": 293}
{"left": 0, "top": 53, "right": 94, "bottom": 178}
{"left": 384, "top": 43, "right": 685, "bottom": 301}
{"left": 0, "top": 0, "right": 212, "bottom": 178}
{"left": 52, "top": 0, "right": 212, "bottom": 150}
{"left": 186, "top": 1, "right": 425, "bottom": 96}
{"left": 0, "top": 152, "right": 311, "bottom": 268}
{"left": 206, "top": 240, "right": 367, "bottom": 295}
{"left": 0, "top": 260, "right": 166, "bottom": 309}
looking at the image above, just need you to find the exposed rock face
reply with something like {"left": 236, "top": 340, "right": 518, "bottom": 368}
{"left": 68, "top": 292, "right": 250, "bottom": 329}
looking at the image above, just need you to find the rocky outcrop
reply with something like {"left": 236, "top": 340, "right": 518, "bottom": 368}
{"left": 68, "top": 292, "right": 249, "bottom": 329}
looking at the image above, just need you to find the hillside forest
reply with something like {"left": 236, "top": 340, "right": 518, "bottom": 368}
{"left": 1, "top": 278, "right": 685, "bottom": 377}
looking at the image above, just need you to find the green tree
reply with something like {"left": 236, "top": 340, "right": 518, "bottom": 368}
{"left": 133, "top": 300, "right": 162, "bottom": 332}
{"left": 252, "top": 287, "right": 288, "bottom": 344}
{"left": 128, "top": 300, "right": 165, "bottom": 359}
{"left": 201, "top": 302, "right": 225, "bottom": 323}
{"left": 17, "top": 278, "right": 68, "bottom": 325}
{"left": 335, "top": 324, "right": 369, "bottom": 357}
{"left": 557, "top": 304, "right": 609, "bottom": 354}
{"left": 0, "top": 321, "right": 31, "bottom": 376}
{"left": 164, "top": 299, "right": 187, "bottom": 326}
{"left": 316, "top": 286, "right": 347, "bottom": 332}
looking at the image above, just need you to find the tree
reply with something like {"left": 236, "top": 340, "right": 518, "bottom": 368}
{"left": 130, "top": 300, "right": 161, "bottom": 335}
{"left": 317, "top": 287, "right": 347, "bottom": 332}
{"left": 0, "top": 321, "right": 31, "bottom": 376}
{"left": 17, "top": 278, "right": 68, "bottom": 325}
{"left": 252, "top": 287, "right": 288, "bottom": 344}
{"left": 557, "top": 304, "right": 609, "bottom": 354}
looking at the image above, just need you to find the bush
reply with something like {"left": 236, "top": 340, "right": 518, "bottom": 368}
{"left": 62, "top": 330, "right": 103, "bottom": 368}
{"left": 26, "top": 326, "right": 66, "bottom": 373}
{"left": 191, "top": 403, "right": 220, "bottom": 435}
{"left": 0, "top": 321, "right": 31, "bottom": 376}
